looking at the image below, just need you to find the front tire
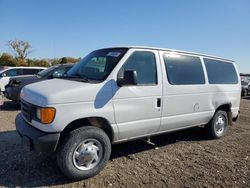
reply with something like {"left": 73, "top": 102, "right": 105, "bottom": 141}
{"left": 206, "top": 110, "right": 228, "bottom": 139}
{"left": 57, "top": 126, "right": 111, "bottom": 180}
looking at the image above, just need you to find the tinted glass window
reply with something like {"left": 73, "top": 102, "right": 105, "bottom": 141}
{"left": 23, "top": 69, "right": 40, "bottom": 75}
{"left": 37, "top": 66, "right": 56, "bottom": 77}
{"left": 53, "top": 66, "right": 72, "bottom": 77}
{"left": 68, "top": 48, "right": 128, "bottom": 81}
{"left": 164, "top": 54, "right": 205, "bottom": 85}
{"left": 4, "top": 69, "right": 22, "bottom": 76}
{"left": 204, "top": 58, "right": 238, "bottom": 84}
{"left": 123, "top": 51, "right": 157, "bottom": 85}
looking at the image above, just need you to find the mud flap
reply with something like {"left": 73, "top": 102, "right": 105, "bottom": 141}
{"left": 0, "top": 90, "right": 4, "bottom": 106}
{"left": 227, "top": 111, "right": 233, "bottom": 126}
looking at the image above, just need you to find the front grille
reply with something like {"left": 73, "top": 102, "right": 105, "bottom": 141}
{"left": 21, "top": 100, "right": 32, "bottom": 122}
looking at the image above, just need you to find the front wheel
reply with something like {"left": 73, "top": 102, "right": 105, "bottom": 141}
{"left": 57, "top": 126, "right": 111, "bottom": 180}
{"left": 205, "top": 110, "right": 228, "bottom": 139}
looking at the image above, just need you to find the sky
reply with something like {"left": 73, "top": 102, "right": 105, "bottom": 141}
{"left": 0, "top": 0, "right": 249, "bottom": 73}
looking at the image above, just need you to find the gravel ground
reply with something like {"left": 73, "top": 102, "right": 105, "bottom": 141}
{"left": 0, "top": 98, "right": 249, "bottom": 187}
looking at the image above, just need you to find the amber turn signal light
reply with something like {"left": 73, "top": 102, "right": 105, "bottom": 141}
{"left": 37, "top": 107, "right": 56, "bottom": 124}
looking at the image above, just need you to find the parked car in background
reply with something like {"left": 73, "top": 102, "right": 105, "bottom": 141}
{"left": 241, "top": 79, "right": 250, "bottom": 96}
{"left": 0, "top": 67, "right": 46, "bottom": 92}
{"left": 4, "top": 63, "right": 74, "bottom": 103}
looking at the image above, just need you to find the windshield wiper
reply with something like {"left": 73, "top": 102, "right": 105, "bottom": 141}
{"left": 62, "top": 73, "right": 89, "bottom": 82}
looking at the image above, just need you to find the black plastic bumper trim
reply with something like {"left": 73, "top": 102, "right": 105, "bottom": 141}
{"left": 15, "top": 113, "right": 60, "bottom": 152}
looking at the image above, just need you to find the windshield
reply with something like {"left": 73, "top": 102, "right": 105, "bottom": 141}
{"left": 67, "top": 48, "right": 128, "bottom": 81}
{"left": 37, "top": 66, "right": 57, "bottom": 77}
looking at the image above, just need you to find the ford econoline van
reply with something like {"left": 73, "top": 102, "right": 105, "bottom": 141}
{"left": 15, "top": 47, "right": 241, "bottom": 180}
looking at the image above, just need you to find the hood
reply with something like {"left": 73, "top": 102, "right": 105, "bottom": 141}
{"left": 21, "top": 79, "right": 113, "bottom": 106}
{"left": 10, "top": 75, "right": 42, "bottom": 87}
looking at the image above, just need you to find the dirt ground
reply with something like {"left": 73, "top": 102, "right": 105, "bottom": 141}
{"left": 0, "top": 98, "right": 249, "bottom": 188}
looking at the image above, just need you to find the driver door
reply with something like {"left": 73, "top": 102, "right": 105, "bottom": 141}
{"left": 112, "top": 49, "right": 163, "bottom": 140}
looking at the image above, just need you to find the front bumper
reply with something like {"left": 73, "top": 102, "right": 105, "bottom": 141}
{"left": 15, "top": 113, "right": 60, "bottom": 152}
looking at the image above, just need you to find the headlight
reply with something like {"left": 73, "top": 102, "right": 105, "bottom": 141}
{"left": 36, "top": 107, "right": 56, "bottom": 124}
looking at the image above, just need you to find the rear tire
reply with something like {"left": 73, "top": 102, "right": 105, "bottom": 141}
{"left": 57, "top": 126, "right": 111, "bottom": 180}
{"left": 205, "top": 110, "right": 228, "bottom": 139}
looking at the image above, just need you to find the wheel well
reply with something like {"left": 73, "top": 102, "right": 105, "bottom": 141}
{"left": 216, "top": 103, "right": 231, "bottom": 112}
{"left": 60, "top": 117, "right": 114, "bottom": 142}
{"left": 216, "top": 103, "right": 232, "bottom": 125}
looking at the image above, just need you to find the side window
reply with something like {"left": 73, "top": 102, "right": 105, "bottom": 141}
{"left": 204, "top": 58, "right": 238, "bottom": 84}
{"left": 33, "top": 69, "right": 42, "bottom": 74}
{"left": 17, "top": 69, "right": 23, "bottom": 75}
{"left": 4, "top": 69, "right": 19, "bottom": 76}
{"left": 164, "top": 54, "right": 205, "bottom": 85}
{"left": 123, "top": 51, "right": 157, "bottom": 85}
{"left": 23, "top": 69, "right": 39, "bottom": 75}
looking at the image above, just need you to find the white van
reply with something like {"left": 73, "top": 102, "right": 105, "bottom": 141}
{"left": 0, "top": 66, "right": 46, "bottom": 91}
{"left": 15, "top": 47, "right": 241, "bottom": 180}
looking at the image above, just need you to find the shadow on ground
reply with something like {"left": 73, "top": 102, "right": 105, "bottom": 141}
{"left": 0, "top": 127, "right": 208, "bottom": 187}
{"left": 242, "top": 96, "right": 250, "bottom": 100}
{"left": 0, "top": 100, "right": 20, "bottom": 111}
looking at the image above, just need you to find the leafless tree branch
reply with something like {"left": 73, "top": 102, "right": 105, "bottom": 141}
{"left": 7, "top": 40, "right": 32, "bottom": 60}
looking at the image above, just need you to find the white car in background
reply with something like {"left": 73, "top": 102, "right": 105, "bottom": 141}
{"left": 0, "top": 66, "right": 46, "bottom": 92}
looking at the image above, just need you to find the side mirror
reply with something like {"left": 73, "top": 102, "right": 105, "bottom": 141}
{"left": 1, "top": 73, "right": 7, "bottom": 77}
{"left": 117, "top": 69, "right": 138, "bottom": 86}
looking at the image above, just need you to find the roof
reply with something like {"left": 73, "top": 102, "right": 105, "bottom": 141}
{"left": 0, "top": 66, "right": 46, "bottom": 73}
{"left": 3, "top": 66, "right": 46, "bottom": 69}
{"left": 111, "top": 46, "right": 234, "bottom": 62}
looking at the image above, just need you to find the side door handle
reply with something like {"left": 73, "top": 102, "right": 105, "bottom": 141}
{"left": 156, "top": 98, "right": 161, "bottom": 108}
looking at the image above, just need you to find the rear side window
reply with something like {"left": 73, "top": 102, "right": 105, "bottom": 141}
{"left": 204, "top": 59, "right": 238, "bottom": 84}
{"left": 164, "top": 54, "right": 205, "bottom": 85}
{"left": 23, "top": 69, "right": 40, "bottom": 75}
{"left": 123, "top": 51, "right": 157, "bottom": 85}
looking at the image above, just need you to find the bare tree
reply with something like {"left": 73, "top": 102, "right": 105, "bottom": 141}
{"left": 8, "top": 40, "right": 32, "bottom": 60}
